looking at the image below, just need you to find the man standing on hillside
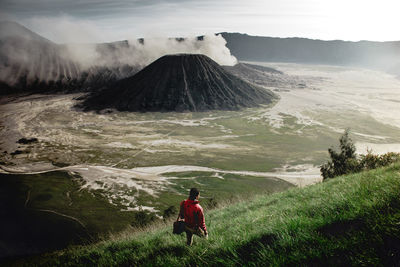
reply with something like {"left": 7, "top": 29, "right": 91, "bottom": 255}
{"left": 178, "top": 188, "right": 208, "bottom": 246}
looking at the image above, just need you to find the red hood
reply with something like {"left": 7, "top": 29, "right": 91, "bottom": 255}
{"left": 186, "top": 199, "right": 200, "bottom": 204}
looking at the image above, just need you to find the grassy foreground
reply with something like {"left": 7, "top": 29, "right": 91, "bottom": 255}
{"left": 10, "top": 163, "right": 400, "bottom": 266}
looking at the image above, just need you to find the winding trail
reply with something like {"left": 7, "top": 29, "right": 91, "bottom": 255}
{"left": 66, "top": 191, "right": 73, "bottom": 206}
{"left": 22, "top": 188, "right": 86, "bottom": 230}
{"left": 36, "top": 209, "right": 86, "bottom": 229}
{"left": 24, "top": 189, "right": 31, "bottom": 208}
{"left": 111, "top": 128, "right": 178, "bottom": 167}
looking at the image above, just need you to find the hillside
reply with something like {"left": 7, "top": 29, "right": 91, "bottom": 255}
{"left": 13, "top": 163, "right": 400, "bottom": 266}
{"left": 0, "top": 21, "right": 139, "bottom": 94}
{"left": 81, "top": 54, "right": 276, "bottom": 112}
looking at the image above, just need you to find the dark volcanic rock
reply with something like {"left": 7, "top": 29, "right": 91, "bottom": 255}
{"left": 17, "top": 138, "right": 38, "bottom": 144}
{"left": 81, "top": 54, "right": 277, "bottom": 112}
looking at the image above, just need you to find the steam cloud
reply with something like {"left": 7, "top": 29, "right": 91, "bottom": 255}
{"left": 90, "top": 35, "right": 238, "bottom": 68}
{"left": 0, "top": 18, "right": 237, "bottom": 87}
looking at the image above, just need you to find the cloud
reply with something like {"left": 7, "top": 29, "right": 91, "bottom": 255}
{"left": 121, "top": 35, "right": 237, "bottom": 67}
{"left": 4, "top": 0, "right": 399, "bottom": 41}
{"left": 23, "top": 16, "right": 104, "bottom": 43}
{"left": 22, "top": 16, "right": 237, "bottom": 67}
{"left": 0, "top": 16, "right": 237, "bottom": 86}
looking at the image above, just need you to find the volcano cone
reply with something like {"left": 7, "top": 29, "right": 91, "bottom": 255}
{"left": 82, "top": 54, "right": 277, "bottom": 112}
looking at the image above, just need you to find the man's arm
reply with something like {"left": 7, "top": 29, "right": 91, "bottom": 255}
{"left": 197, "top": 206, "right": 207, "bottom": 235}
{"left": 177, "top": 201, "right": 185, "bottom": 220}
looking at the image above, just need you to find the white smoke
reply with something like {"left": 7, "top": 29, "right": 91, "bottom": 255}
{"left": 63, "top": 43, "right": 99, "bottom": 69}
{"left": 24, "top": 16, "right": 109, "bottom": 69}
{"left": 126, "top": 35, "right": 237, "bottom": 66}
{"left": 22, "top": 16, "right": 237, "bottom": 67}
{"left": 26, "top": 16, "right": 104, "bottom": 44}
{"left": 0, "top": 17, "right": 237, "bottom": 86}
{"left": 93, "top": 35, "right": 237, "bottom": 68}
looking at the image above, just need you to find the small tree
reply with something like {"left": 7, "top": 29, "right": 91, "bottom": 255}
{"left": 162, "top": 205, "right": 177, "bottom": 221}
{"left": 321, "top": 129, "right": 361, "bottom": 179}
{"left": 131, "top": 207, "right": 157, "bottom": 227}
{"left": 206, "top": 197, "right": 218, "bottom": 209}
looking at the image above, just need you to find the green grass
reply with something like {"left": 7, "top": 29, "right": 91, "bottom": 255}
{"left": 0, "top": 170, "right": 292, "bottom": 260}
{"left": 10, "top": 163, "right": 400, "bottom": 266}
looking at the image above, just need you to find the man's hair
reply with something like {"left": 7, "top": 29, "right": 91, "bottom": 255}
{"left": 189, "top": 188, "right": 200, "bottom": 200}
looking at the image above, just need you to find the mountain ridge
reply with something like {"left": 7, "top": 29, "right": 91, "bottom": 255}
{"left": 220, "top": 32, "right": 400, "bottom": 73}
{"left": 0, "top": 21, "right": 52, "bottom": 43}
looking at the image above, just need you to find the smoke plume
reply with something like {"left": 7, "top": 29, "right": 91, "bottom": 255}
{"left": 0, "top": 18, "right": 237, "bottom": 89}
{"left": 91, "top": 35, "right": 237, "bottom": 68}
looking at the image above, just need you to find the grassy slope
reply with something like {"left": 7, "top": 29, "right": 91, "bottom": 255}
{"left": 0, "top": 171, "right": 158, "bottom": 262}
{"left": 0, "top": 170, "right": 292, "bottom": 258}
{"left": 13, "top": 163, "right": 400, "bottom": 266}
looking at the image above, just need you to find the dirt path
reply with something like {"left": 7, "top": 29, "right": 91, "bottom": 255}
{"left": 36, "top": 209, "right": 86, "bottom": 229}
{"left": 24, "top": 189, "right": 31, "bottom": 208}
{"left": 66, "top": 191, "right": 73, "bottom": 206}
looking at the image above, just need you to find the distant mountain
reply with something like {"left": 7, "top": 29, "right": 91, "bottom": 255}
{"left": 0, "top": 21, "right": 139, "bottom": 94}
{"left": 223, "top": 63, "right": 307, "bottom": 90}
{"left": 80, "top": 54, "right": 277, "bottom": 112}
{"left": 220, "top": 32, "right": 400, "bottom": 72}
{"left": 0, "top": 21, "right": 51, "bottom": 43}
{"left": 223, "top": 63, "right": 282, "bottom": 78}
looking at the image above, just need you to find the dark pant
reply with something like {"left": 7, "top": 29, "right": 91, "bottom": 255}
{"left": 185, "top": 226, "right": 207, "bottom": 246}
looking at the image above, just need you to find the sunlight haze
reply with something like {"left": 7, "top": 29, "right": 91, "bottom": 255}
{"left": 1, "top": 0, "right": 399, "bottom": 42}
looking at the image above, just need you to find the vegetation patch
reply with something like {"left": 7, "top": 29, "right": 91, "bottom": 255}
{"left": 0, "top": 169, "right": 292, "bottom": 261}
{"left": 10, "top": 163, "right": 400, "bottom": 266}
{"left": 321, "top": 129, "right": 400, "bottom": 179}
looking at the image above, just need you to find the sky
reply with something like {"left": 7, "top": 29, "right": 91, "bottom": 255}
{"left": 1, "top": 0, "right": 400, "bottom": 43}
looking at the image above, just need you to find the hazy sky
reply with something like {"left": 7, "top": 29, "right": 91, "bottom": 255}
{"left": 1, "top": 0, "right": 399, "bottom": 43}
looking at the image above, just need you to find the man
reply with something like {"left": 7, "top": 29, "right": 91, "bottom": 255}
{"left": 178, "top": 188, "right": 208, "bottom": 246}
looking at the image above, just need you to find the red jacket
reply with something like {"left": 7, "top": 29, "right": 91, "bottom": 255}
{"left": 179, "top": 199, "right": 207, "bottom": 233}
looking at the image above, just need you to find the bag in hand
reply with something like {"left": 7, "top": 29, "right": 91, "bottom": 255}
{"left": 173, "top": 221, "right": 186, "bottom": 234}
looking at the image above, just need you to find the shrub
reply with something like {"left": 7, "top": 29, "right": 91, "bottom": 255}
{"left": 321, "top": 129, "right": 361, "bottom": 179}
{"left": 321, "top": 130, "right": 400, "bottom": 180}
{"left": 205, "top": 197, "right": 218, "bottom": 209}
{"left": 162, "top": 206, "right": 178, "bottom": 221}
{"left": 360, "top": 150, "right": 400, "bottom": 170}
{"left": 131, "top": 209, "right": 157, "bottom": 227}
